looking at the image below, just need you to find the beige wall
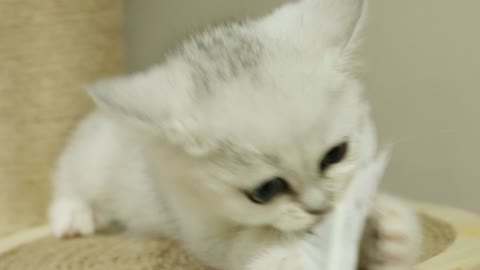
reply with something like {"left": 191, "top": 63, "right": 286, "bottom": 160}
{"left": 123, "top": 1, "right": 480, "bottom": 213}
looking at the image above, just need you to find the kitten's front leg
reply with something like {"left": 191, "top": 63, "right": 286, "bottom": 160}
{"left": 359, "top": 194, "right": 422, "bottom": 270}
{"left": 49, "top": 197, "right": 96, "bottom": 238}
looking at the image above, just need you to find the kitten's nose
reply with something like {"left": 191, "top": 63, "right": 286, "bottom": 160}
{"left": 301, "top": 185, "right": 329, "bottom": 215}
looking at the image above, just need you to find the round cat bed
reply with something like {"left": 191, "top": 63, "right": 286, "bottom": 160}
{"left": 0, "top": 203, "right": 479, "bottom": 270}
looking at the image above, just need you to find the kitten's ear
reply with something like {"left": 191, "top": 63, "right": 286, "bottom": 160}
{"left": 87, "top": 64, "right": 216, "bottom": 155}
{"left": 87, "top": 64, "right": 193, "bottom": 130}
{"left": 261, "top": 0, "right": 368, "bottom": 56}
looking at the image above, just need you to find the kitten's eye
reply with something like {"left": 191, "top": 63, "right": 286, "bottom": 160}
{"left": 320, "top": 142, "right": 349, "bottom": 172}
{"left": 247, "top": 177, "right": 289, "bottom": 204}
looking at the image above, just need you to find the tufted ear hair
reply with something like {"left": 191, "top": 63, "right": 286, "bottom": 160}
{"left": 87, "top": 63, "right": 218, "bottom": 156}
{"left": 87, "top": 63, "right": 189, "bottom": 127}
{"left": 259, "top": 0, "right": 368, "bottom": 58}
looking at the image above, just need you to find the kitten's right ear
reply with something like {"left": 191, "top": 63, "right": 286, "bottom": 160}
{"left": 86, "top": 63, "right": 194, "bottom": 133}
{"left": 260, "top": 0, "right": 368, "bottom": 60}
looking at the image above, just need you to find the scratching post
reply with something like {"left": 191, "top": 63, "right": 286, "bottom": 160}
{"left": 0, "top": 0, "right": 123, "bottom": 237}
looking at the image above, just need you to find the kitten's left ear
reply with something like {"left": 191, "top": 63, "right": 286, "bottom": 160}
{"left": 338, "top": 0, "right": 368, "bottom": 55}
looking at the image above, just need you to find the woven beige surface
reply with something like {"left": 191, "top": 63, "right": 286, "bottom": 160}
{"left": 0, "top": 234, "right": 209, "bottom": 270}
{"left": 0, "top": 0, "right": 123, "bottom": 237}
{"left": 0, "top": 213, "right": 455, "bottom": 270}
{"left": 414, "top": 203, "right": 480, "bottom": 270}
{"left": 417, "top": 213, "right": 455, "bottom": 261}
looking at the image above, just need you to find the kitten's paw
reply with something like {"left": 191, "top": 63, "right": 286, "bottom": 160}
{"left": 273, "top": 205, "right": 316, "bottom": 232}
{"left": 49, "top": 198, "right": 96, "bottom": 238}
{"left": 247, "top": 246, "right": 303, "bottom": 270}
{"left": 360, "top": 195, "right": 422, "bottom": 270}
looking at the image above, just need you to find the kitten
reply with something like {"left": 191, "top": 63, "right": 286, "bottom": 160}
{"left": 49, "top": 0, "right": 421, "bottom": 269}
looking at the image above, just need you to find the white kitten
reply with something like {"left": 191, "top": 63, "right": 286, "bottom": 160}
{"left": 49, "top": 0, "right": 421, "bottom": 269}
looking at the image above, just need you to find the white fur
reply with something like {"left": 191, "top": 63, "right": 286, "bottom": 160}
{"left": 49, "top": 0, "right": 421, "bottom": 269}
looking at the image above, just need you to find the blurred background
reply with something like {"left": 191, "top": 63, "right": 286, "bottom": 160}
{"left": 122, "top": 0, "right": 479, "bottom": 213}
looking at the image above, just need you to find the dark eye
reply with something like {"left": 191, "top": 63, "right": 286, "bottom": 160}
{"left": 247, "top": 177, "right": 289, "bottom": 204}
{"left": 320, "top": 142, "right": 348, "bottom": 172}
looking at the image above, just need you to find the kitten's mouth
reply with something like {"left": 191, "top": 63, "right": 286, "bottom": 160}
{"left": 307, "top": 207, "right": 331, "bottom": 216}
{"left": 307, "top": 207, "right": 333, "bottom": 231}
